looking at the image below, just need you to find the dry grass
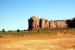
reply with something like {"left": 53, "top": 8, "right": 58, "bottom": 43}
{"left": 0, "top": 28, "right": 75, "bottom": 50}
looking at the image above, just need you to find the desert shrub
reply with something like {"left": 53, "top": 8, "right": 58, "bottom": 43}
{"left": 17, "top": 29, "right": 20, "bottom": 32}
{"left": 0, "top": 28, "right": 75, "bottom": 37}
{"left": 8, "top": 30, "right": 13, "bottom": 32}
{"left": 2, "top": 29, "right": 5, "bottom": 32}
{"left": 37, "top": 29, "right": 43, "bottom": 32}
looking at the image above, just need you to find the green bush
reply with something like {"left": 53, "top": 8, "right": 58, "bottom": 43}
{"left": 17, "top": 29, "right": 20, "bottom": 32}
{"left": 2, "top": 29, "right": 5, "bottom": 32}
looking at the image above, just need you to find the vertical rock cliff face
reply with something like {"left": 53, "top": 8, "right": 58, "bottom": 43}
{"left": 28, "top": 16, "right": 39, "bottom": 29}
{"left": 40, "top": 19, "right": 49, "bottom": 29}
{"left": 28, "top": 16, "right": 75, "bottom": 29}
{"left": 66, "top": 17, "right": 75, "bottom": 28}
{"left": 55, "top": 20, "right": 67, "bottom": 28}
{"left": 72, "top": 18, "right": 75, "bottom": 27}
{"left": 40, "top": 18, "right": 46, "bottom": 29}
{"left": 49, "top": 20, "right": 56, "bottom": 29}
{"left": 45, "top": 20, "right": 49, "bottom": 29}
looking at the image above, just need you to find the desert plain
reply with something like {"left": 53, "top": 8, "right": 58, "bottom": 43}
{"left": 0, "top": 29, "right": 75, "bottom": 50}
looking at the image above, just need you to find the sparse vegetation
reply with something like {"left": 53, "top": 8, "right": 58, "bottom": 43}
{"left": 2, "top": 29, "right": 5, "bottom": 32}
{"left": 0, "top": 28, "right": 75, "bottom": 38}
{"left": 17, "top": 29, "right": 20, "bottom": 32}
{"left": 0, "top": 28, "right": 75, "bottom": 50}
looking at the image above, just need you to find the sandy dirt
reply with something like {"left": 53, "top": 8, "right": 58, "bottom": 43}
{"left": 0, "top": 34, "right": 75, "bottom": 50}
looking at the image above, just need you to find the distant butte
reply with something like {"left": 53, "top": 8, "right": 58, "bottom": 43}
{"left": 28, "top": 16, "right": 75, "bottom": 29}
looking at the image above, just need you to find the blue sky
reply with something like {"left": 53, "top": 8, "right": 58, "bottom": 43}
{"left": 0, "top": 0, "right": 75, "bottom": 31}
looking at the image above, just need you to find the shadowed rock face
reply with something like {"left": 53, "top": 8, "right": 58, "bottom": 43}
{"left": 28, "top": 16, "right": 75, "bottom": 29}
{"left": 72, "top": 18, "right": 75, "bottom": 27}
{"left": 66, "top": 17, "right": 75, "bottom": 28}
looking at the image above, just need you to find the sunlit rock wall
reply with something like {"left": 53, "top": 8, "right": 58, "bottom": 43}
{"left": 28, "top": 16, "right": 39, "bottom": 29}
{"left": 28, "top": 16, "right": 75, "bottom": 29}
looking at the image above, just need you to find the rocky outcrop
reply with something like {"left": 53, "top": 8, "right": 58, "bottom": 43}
{"left": 40, "top": 18, "right": 46, "bottom": 29}
{"left": 28, "top": 16, "right": 75, "bottom": 29}
{"left": 66, "top": 17, "right": 75, "bottom": 28}
{"left": 40, "top": 19, "right": 49, "bottom": 29}
{"left": 49, "top": 20, "right": 56, "bottom": 29}
{"left": 55, "top": 20, "right": 67, "bottom": 28}
{"left": 28, "top": 16, "right": 39, "bottom": 29}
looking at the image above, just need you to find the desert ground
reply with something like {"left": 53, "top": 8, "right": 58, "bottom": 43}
{"left": 0, "top": 29, "right": 75, "bottom": 50}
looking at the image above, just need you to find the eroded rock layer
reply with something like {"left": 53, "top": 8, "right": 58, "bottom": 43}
{"left": 28, "top": 16, "right": 75, "bottom": 29}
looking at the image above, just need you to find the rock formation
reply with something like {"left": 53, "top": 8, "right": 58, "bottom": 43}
{"left": 49, "top": 20, "right": 56, "bottom": 29}
{"left": 39, "top": 19, "right": 49, "bottom": 29}
{"left": 55, "top": 20, "right": 67, "bottom": 28}
{"left": 28, "top": 16, "right": 75, "bottom": 30}
{"left": 28, "top": 16, "right": 39, "bottom": 29}
{"left": 40, "top": 18, "right": 46, "bottom": 29}
{"left": 66, "top": 17, "right": 75, "bottom": 28}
